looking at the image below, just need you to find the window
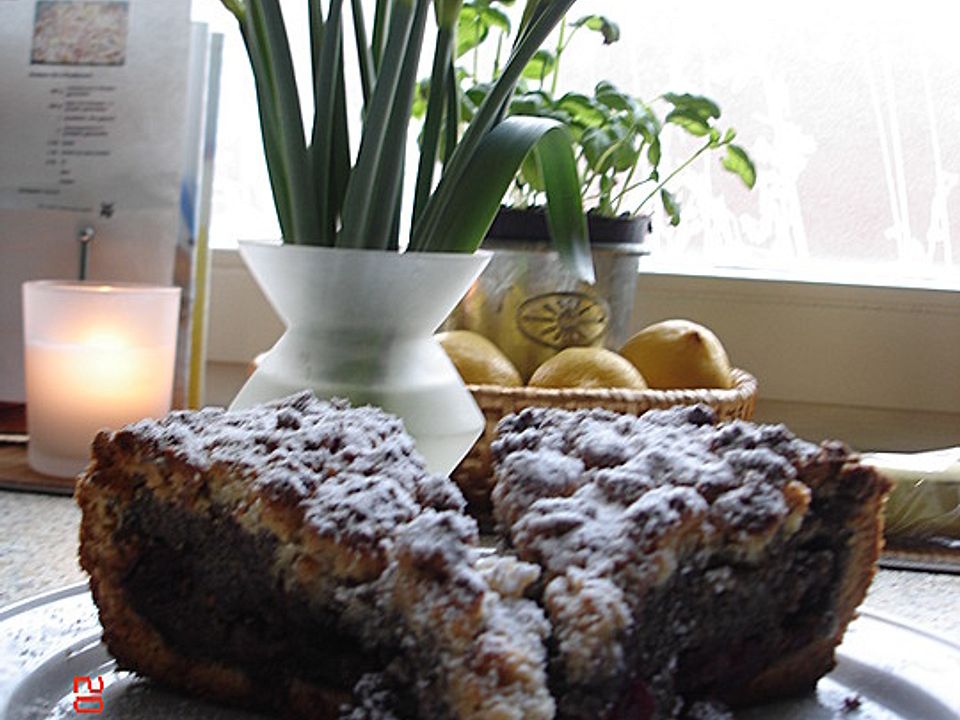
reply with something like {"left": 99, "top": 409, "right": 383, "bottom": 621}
{"left": 194, "top": 0, "right": 959, "bottom": 286}
{"left": 558, "top": 0, "right": 959, "bottom": 284}
{"left": 197, "top": 1, "right": 960, "bottom": 450}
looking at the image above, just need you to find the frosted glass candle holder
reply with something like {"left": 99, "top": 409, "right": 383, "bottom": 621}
{"left": 22, "top": 281, "right": 181, "bottom": 478}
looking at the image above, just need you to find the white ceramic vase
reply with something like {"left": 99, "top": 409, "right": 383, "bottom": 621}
{"left": 230, "top": 242, "right": 491, "bottom": 475}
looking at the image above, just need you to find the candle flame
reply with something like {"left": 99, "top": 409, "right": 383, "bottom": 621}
{"left": 82, "top": 329, "right": 129, "bottom": 350}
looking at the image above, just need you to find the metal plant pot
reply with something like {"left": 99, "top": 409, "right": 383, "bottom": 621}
{"left": 445, "top": 208, "right": 651, "bottom": 381}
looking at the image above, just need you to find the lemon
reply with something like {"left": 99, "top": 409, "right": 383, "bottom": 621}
{"left": 436, "top": 330, "right": 523, "bottom": 387}
{"left": 619, "top": 319, "right": 732, "bottom": 389}
{"left": 528, "top": 347, "right": 647, "bottom": 390}
{"left": 489, "top": 284, "right": 556, "bottom": 382}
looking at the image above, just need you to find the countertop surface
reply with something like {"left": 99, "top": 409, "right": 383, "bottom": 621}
{"left": 2, "top": 489, "right": 959, "bottom": 646}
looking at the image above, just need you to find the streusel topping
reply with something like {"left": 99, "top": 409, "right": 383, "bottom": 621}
{"left": 492, "top": 404, "right": 818, "bottom": 563}
{"left": 491, "top": 404, "right": 823, "bottom": 693}
{"left": 114, "top": 392, "right": 463, "bottom": 566}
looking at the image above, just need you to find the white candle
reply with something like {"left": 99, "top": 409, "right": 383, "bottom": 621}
{"left": 22, "top": 281, "right": 181, "bottom": 478}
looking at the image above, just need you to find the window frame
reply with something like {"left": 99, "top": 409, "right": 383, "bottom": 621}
{"left": 205, "top": 248, "right": 960, "bottom": 452}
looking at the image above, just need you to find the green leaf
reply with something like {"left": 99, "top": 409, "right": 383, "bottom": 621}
{"left": 581, "top": 127, "right": 611, "bottom": 172}
{"left": 661, "top": 188, "right": 681, "bottom": 226}
{"left": 412, "top": 78, "right": 430, "bottom": 119}
{"left": 520, "top": 149, "right": 545, "bottom": 191}
{"left": 509, "top": 89, "right": 551, "bottom": 116}
{"left": 517, "top": 0, "right": 550, "bottom": 44}
{"left": 350, "top": 0, "right": 374, "bottom": 105}
{"left": 327, "top": 59, "right": 351, "bottom": 240}
{"left": 556, "top": 92, "right": 607, "bottom": 128}
{"left": 522, "top": 49, "right": 556, "bottom": 80}
{"left": 723, "top": 127, "right": 737, "bottom": 143}
{"left": 413, "top": 22, "right": 457, "bottom": 224}
{"left": 413, "top": 116, "right": 593, "bottom": 283}
{"left": 582, "top": 123, "right": 634, "bottom": 173}
{"left": 722, "top": 143, "right": 757, "bottom": 188}
{"left": 311, "top": 0, "right": 345, "bottom": 245}
{"left": 443, "top": 60, "right": 459, "bottom": 166}
{"left": 612, "top": 143, "right": 638, "bottom": 172}
{"left": 465, "top": 82, "right": 492, "bottom": 106}
{"left": 456, "top": 5, "right": 488, "bottom": 57}
{"left": 647, "top": 136, "right": 661, "bottom": 169}
{"left": 572, "top": 14, "right": 620, "bottom": 44}
{"left": 371, "top": 0, "right": 391, "bottom": 69}
{"left": 463, "top": 82, "right": 492, "bottom": 121}
{"left": 663, "top": 92, "right": 721, "bottom": 120}
{"left": 480, "top": 5, "right": 511, "bottom": 34}
{"left": 633, "top": 100, "right": 661, "bottom": 138}
{"left": 235, "top": 11, "right": 292, "bottom": 239}
{"left": 595, "top": 87, "right": 631, "bottom": 114}
{"left": 665, "top": 108, "right": 711, "bottom": 136}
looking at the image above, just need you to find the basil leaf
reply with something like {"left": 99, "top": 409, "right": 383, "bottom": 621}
{"left": 572, "top": 14, "right": 620, "bottom": 44}
{"left": 722, "top": 144, "right": 757, "bottom": 188}
{"left": 522, "top": 49, "right": 556, "bottom": 80}
{"left": 663, "top": 92, "right": 721, "bottom": 120}
{"left": 665, "top": 108, "right": 711, "bottom": 136}
{"left": 661, "top": 188, "right": 681, "bottom": 226}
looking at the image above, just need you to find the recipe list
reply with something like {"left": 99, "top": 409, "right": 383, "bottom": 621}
{"left": 22, "top": 75, "right": 120, "bottom": 210}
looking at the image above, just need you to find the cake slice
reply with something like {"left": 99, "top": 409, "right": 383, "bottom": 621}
{"left": 490, "top": 404, "right": 891, "bottom": 720}
{"left": 76, "top": 391, "right": 553, "bottom": 720}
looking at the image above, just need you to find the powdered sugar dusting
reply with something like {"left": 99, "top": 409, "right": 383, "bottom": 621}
{"left": 110, "top": 392, "right": 453, "bottom": 559}
{"left": 387, "top": 511, "right": 555, "bottom": 719}
{"left": 492, "top": 405, "right": 818, "bottom": 565}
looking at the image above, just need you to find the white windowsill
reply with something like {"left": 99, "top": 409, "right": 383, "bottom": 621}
{"left": 205, "top": 248, "right": 960, "bottom": 452}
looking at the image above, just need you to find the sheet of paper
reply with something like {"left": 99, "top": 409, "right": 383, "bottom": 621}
{"left": 0, "top": 0, "right": 193, "bottom": 401}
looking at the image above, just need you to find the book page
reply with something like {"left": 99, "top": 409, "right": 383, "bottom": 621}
{"left": 0, "top": 0, "right": 193, "bottom": 401}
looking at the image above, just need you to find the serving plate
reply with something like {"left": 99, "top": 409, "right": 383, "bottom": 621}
{"left": 1, "top": 583, "right": 958, "bottom": 719}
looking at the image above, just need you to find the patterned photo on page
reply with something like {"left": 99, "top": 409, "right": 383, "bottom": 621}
{"left": 31, "top": 1, "right": 129, "bottom": 67}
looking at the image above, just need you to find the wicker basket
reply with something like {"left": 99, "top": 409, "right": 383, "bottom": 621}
{"left": 451, "top": 368, "right": 758, "bottom": 521}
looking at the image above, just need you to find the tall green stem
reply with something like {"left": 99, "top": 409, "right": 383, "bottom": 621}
{"left": 612, "top": 159, "right": 639, "bottom": 215}
{"left": 443, "top": 60, "right": 459, "bottom": 166}
{"left": 246, "top": 0, "right": 319, "bottom": 244}
{"left": 340, "top": 0, "right": 430, "bottom": 248}
{"left": 350, "top": 0, "right": 375, "bottom": 105}
{"left": 371, "top": 0, "right": 391, "bottom": 70}
{"left": 311, "top": 0, "right": 345, "bottom": 245}
{"left": 637, "top": 139, "right": 712, "bottom": 211}
{"left": 550, "top": 15, "right": 565, "bottom": 96}
{"left": 413, "top": 23, "right": 456, "bottom": 224}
